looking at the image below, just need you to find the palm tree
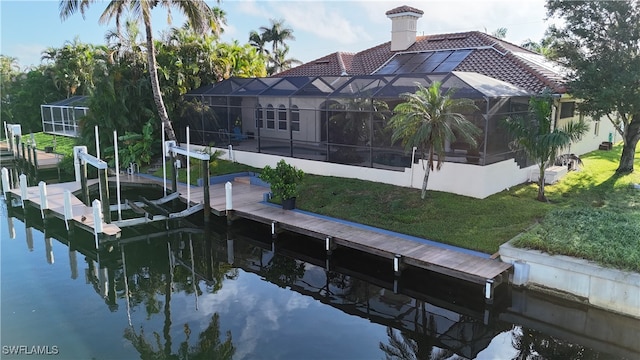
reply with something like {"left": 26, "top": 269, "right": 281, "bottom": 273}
{"left": 521, "top": 34, "right": 558, "bottom": 59}
{"left": 260, "top": 18, "right": 295, "bottom": 55}
{"left": 41, "top": 38, "right": 107, "bottom": 98}
{"left": 491, "top": 27, "right": 508, "bottom": 39}
{"left": 249, "top": 30, "right": 269, "bottom": 57}
{"left": 0, "top": 55, "right": 21, "bottom": 123}
{"left": 257, "top": 18, "right": 296, "bottom": 74}
{"left": 209, "top": 6, "right": 227, "bottom": 37}
{"left": 503, "top": 90, "right": 588, "bottom": 202}
{"left": 388, "top": 82, "right": 481, "bottom": 199}
{"left": 269, "top": 44, "right": 302, "bottom": 74}
{"left": 59, "top": 0, "right": 215, "bottom": 143}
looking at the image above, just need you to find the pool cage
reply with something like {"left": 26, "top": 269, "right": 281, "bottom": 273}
{"left": 181, "top": 72, "right": 533, "bottom": 171}
{"left": 40, "top": 95, "right": 88, "bottom": 138}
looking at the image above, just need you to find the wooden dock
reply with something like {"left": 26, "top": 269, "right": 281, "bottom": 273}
{"left": 149, "top": 173, "right": 512, "bottom": 298}
{"left": 0, "top": 141, "right": 63, "bottom": 181}
{"left": 3, "top": 172, "right": 512, "bottom": 299}
{"left": 231, "top": 202, "right": 512, "bottom": 286}
{"left": 6, "top": 180, "right": 120, "bottom": 237}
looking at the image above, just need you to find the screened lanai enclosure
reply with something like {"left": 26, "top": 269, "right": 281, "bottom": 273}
{"left": 40, "top": 95, "right": 88, "bottom": 137}
{"left": 181, "top": 72, "right": 532, "bottom": 171}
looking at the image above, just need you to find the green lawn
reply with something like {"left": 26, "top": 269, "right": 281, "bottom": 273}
{"left": 512, "top": 145, "right": 640, "bottom": 272}
{"left": 27, "top": 133, "right": 76, "bottom": 155}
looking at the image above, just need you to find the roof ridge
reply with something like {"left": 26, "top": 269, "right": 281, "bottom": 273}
{"left": 336, "top": 52, "right": 348, "bottom": 75}
{"left": 474, "top": 31, "right": 543, "bottom": 55}
{"left": 505, "top": 52, "right": 566, "bottom": 93}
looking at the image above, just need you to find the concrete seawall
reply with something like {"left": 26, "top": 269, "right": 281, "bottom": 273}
{"left": 499, "top": 241, "right": 640, "bottom": 318}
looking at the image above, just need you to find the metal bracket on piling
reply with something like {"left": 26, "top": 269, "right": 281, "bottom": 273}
{"left": 483, "top": 309, "right": 491, "bottom": 325}
{"left": 485, "top": 279, "right": 495, "bottom": 304}
{"left": 393, "top": 254, "right": 403, "bottom": 276}
{"left": 325, "top": 236, "right": 336, "bottom": 255}
{"left": 271, "top": 221, "right": 278, "bottom": 238}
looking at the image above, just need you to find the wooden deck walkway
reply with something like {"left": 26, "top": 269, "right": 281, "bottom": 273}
{"left": 230, "top": 202, "right": 511, "bottom": 287}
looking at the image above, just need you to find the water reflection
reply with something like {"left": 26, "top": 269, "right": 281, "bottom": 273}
{"left": 1, "top": 203, "right": 638, "bottom": 359}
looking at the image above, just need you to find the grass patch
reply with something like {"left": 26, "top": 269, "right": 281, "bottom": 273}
{"left": 297, "top": 175, "right": 550, "bottom": 254}
{"left": 510, "top": 145, "right": 640, "bottom": 272}
{"left": 22, "top": 133, "right": 76, "bottom": 157}
{"left": 152, "top": 159, "right": 260, "bottom": 184}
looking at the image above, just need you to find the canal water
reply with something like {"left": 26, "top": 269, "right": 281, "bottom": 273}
{"left": 1, "top": 200, "right": 638, "bottom": 359}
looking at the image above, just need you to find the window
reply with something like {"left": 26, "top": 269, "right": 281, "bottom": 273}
{"left": 255, "top": 105, "right": 263, "bottom": 128}
{"left": 266, "top": 105, "right": 275, "bottom": 129}
{"left": 278, "top": 105, "right": 287, "bottom": 130}
{"left": 291, "top": 105, "right": 300, "bottom": 132}
{"left": 594, "top": 120, "right": 600, "bottom": 136}
{"left": 560, "top": 102, "right": 575, "bottom": 119}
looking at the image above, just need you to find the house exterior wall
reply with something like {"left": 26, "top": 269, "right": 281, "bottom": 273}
{"left": 555, "top": 99, "right": 617, "bottom": 157}
{"left": 569, "top": 115, "right": 617, "bottom": 156}
{"left": 242, "top": 97, "right": 325, "bottom": 143}
{"left": 215, "top": 146, "right": 537, "bottom": 199}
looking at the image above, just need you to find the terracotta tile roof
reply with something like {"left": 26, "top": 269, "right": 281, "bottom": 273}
{"left": 275, "top": 31, "right": 567, "bottom": 94}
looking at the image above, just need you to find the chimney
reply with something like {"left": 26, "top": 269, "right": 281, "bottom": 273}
{"left": 386, "top": 5, "right": 424, "bottom": 51}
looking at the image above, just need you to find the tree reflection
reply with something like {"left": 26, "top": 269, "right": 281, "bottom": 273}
{"left": 263, "top": 253, "right": 305, "bottom": 287}
{"left": 379, "top": 325, "right": 450, "bottom": 360}
{"left": 124, "top": 313, "right": 234, "bottom": 360}
{"left": 122, "top": 236, "right": 235, "bottom": 360}
{"left": 511, "top": 326, "right": 603, "bottom": 360}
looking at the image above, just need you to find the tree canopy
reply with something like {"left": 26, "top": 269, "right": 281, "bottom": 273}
{"left": 546, "top": 0, "right": 640, "bottom": 173}
{"left": 59, "top": 0, "right": 218, "bottom": 143}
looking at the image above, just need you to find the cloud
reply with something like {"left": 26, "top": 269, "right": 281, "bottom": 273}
{"left": 235, "top": 0, "right": 266, "bottom": 17}
{"left": 271, "top": 2, "right": 371, "bottom": 45}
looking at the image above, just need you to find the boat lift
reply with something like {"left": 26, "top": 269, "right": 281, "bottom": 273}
{"left": 71, "top": 125, "right": 213, "bottom": 228}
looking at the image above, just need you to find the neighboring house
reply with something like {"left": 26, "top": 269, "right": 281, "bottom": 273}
{"left": 183, "top": 5, "right": 615, "bottom": 198}
{"left": 40, "top": 95, "right": 88, "bottom": 138}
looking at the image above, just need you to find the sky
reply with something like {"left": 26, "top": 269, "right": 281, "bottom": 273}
{"left": 0, "top": 0, "right": 557, "bottom": 71}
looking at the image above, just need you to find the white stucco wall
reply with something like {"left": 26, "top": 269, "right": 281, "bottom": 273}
{"left": 212, "top": 147, "right": 539, "bottom": 199}
{"left": 556, "top": 98, "right": 618, "bottom": 157}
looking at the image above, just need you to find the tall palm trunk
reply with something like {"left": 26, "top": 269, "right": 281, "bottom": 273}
{"left": 143, "top": 13, "right": 178, "bottom": 143}
{"left": 421, "top": 165, "right": 431, "bottom": 199}
{"left": 617, "top": 117, "right": 640, "bottom": 173}
{"left": 537, "top": 164, "right": 547, "bottom": 202}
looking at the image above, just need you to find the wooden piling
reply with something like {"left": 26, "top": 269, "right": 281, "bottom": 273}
{"left": 99, "top": 168, "right": 111, "bottom": 223}
{"left": 80, "top": 160, "right": 89, "bottom": 205}
{"left": 202, "top": 158, "right": 210, "bottom": 223}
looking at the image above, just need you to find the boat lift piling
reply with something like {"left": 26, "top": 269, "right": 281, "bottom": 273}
{"left": 73, "top": 146, "right": 111, "bottom": 223}
{"left": 163, "top": 137, "right": 212, "bottom": 223}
